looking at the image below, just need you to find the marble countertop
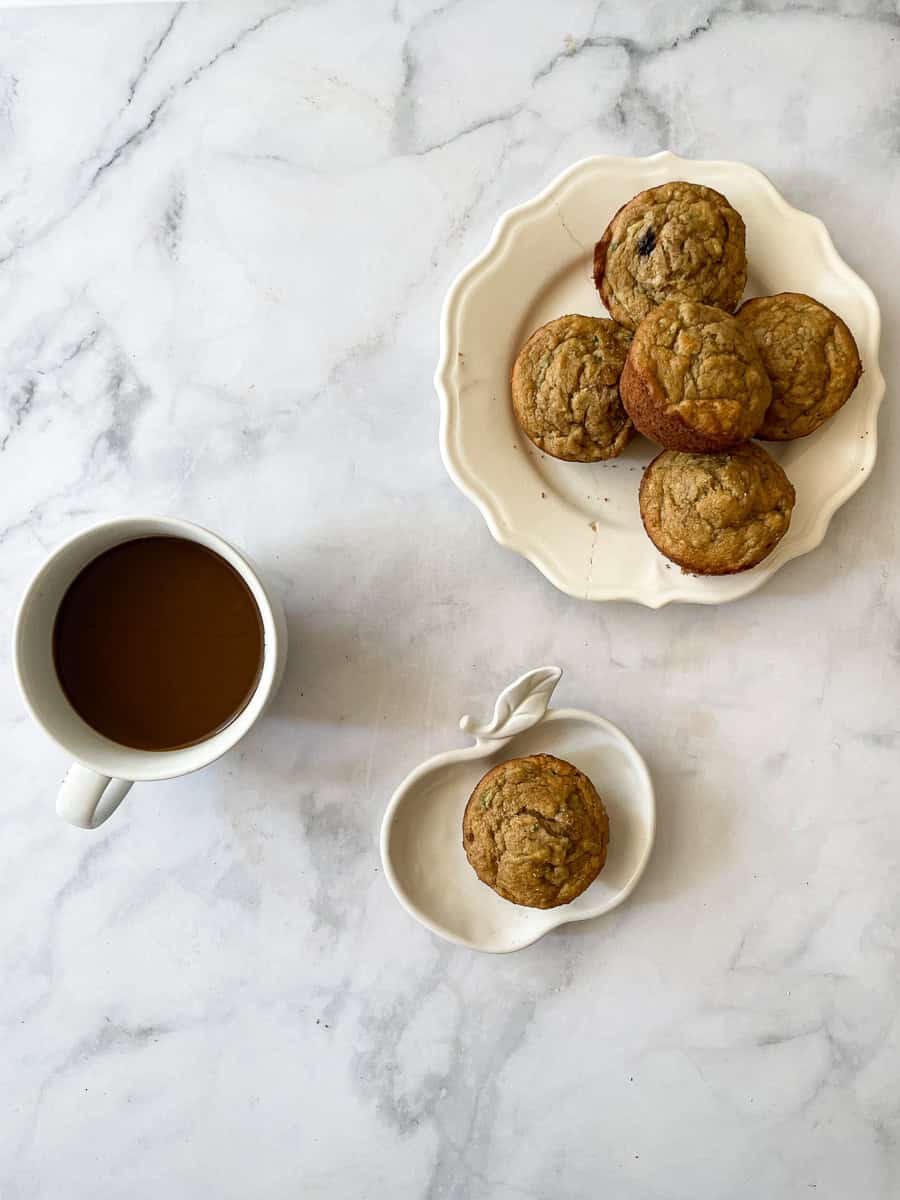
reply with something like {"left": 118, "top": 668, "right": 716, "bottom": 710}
{"left": 1, "top": 2, "right": 898, "bottom": 1196}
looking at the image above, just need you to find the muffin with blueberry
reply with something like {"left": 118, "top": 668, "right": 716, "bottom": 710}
{"left": 594, "top": 181, "right": 747, "bottom": 331}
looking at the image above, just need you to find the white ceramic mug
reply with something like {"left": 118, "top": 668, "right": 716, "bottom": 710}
{"left": 13, "top": 516, "right": 288, "bottom": 830}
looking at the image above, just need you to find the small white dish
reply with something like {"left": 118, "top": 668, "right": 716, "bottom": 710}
{"left": 380, "top": 668, "right": 655, "bottom": 953}
{"left": 436, "top": 151, "right": 886, "bottom": 606}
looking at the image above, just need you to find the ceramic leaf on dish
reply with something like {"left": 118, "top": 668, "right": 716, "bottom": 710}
{"left": 436, "top": 151, "right": 885, "bottom": 607}
{"left": 380, "top": 668, "right": 655, "bottom": 953}
{"left": 458, "top": 665, "right": 561, "bottom": 740}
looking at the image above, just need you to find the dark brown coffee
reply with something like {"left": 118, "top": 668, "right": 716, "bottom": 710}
{"left": 53, "top": 536, "right": 264, "bottom": 751}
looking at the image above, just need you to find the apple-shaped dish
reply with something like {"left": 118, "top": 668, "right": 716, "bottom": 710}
{"left": 380, "top": 667, "right": 655, "bottom": 953}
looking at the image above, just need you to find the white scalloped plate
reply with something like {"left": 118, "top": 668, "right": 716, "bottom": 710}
{"left": 437, "top": 152, "right": 885, "bottom": 606}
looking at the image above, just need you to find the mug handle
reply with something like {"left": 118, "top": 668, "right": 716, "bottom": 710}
{"left": 57, "top": 764, "right": 132, "bottom": 829}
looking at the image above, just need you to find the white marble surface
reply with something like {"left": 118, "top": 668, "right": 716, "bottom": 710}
{"left": 1, "top": 2, "right": 898, "bottom": 1196}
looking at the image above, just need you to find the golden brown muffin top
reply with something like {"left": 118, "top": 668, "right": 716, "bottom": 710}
{"left": 594, "top": 181, "right": 747, "bottom": 330}
{"left": 511, "top": 315, "right": 633, "bottom": 462}
{"left": 628, "top": 300, "right": 771, "bottom": 441}
{"left": 737, "top": 292, "right": 862, "bottom": 440}
{"left": 463, "top": 754, "right": 609, "bottom": 909}
{"left": 639, "top": 443, "right": 796, "bottom": 575}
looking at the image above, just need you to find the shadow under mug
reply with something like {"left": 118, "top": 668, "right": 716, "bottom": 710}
{"left": 13, "top": 516, "right": 288, "bottom": 830}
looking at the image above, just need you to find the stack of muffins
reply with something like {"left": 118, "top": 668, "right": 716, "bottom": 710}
{"left": 511, "top": 181, "right": 863, "bottom": 575}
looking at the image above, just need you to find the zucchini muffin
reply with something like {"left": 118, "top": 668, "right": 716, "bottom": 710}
{"left": 639, "top": 443, "right": 796, "bottom": 575}
{"left": 463, "top": 754, "right": 609, "bottom": 909}
{"left": 511, "top": 315, "right": 633, "bottom": 462}
{"left": 593, "top": 181, "right": 747, "bottom": 331}
{"left": 620, "top": 300, "right": 771, "bottom": 452}
{"left": 736, "top": 292, "right": 862, "bottom": 441}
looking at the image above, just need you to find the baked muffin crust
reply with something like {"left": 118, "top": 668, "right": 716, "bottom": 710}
{"left": 594, "top": 181, "right": 747, "bottom": 330}
{"left": 620, "top": 300, "right": 771, "bottom": 451}
{"left": 463, "top": 754, "right": 609, "bottom": 909}
{"left": 737, "top": 292, "right": 862, "bottom": 440}
{"left": 511, "top": 315, "right": 633, "bottom": 462}
{"left": 639, "top": 442, "right": 795, "bottom": 575}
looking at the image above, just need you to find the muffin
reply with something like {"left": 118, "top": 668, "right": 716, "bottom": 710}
{"left": 620, "top": 300, "right": 772, "bottom": 452}
{"left": 639, "top": 443, "right": 796, "bottom": 575}
{"left": 593, "top": 181, "right": 747, "bottom": 331}
{"left": 511, "top": 315, "right": 633, "bottom": 462}
{"left": 463, "top": 754, "right": 609, "bottom": 909}
{"left": 736, "top": 292, "right": 862, "bottom": 440}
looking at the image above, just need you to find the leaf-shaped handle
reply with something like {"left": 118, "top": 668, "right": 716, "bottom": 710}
{"left": 459, "top": 667, "right": 562, "bottom": 744}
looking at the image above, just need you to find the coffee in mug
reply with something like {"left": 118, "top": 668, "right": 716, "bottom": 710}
{"left": 52, "top": 536, "right": 264, "bottom": 752}
{"left": 14, "top": 516, "right": 287, "bottom": 829}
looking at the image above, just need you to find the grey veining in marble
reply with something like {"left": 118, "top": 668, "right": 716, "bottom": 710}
{"left": 1, "top": 2, "right": 899, "bottom": 1197}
